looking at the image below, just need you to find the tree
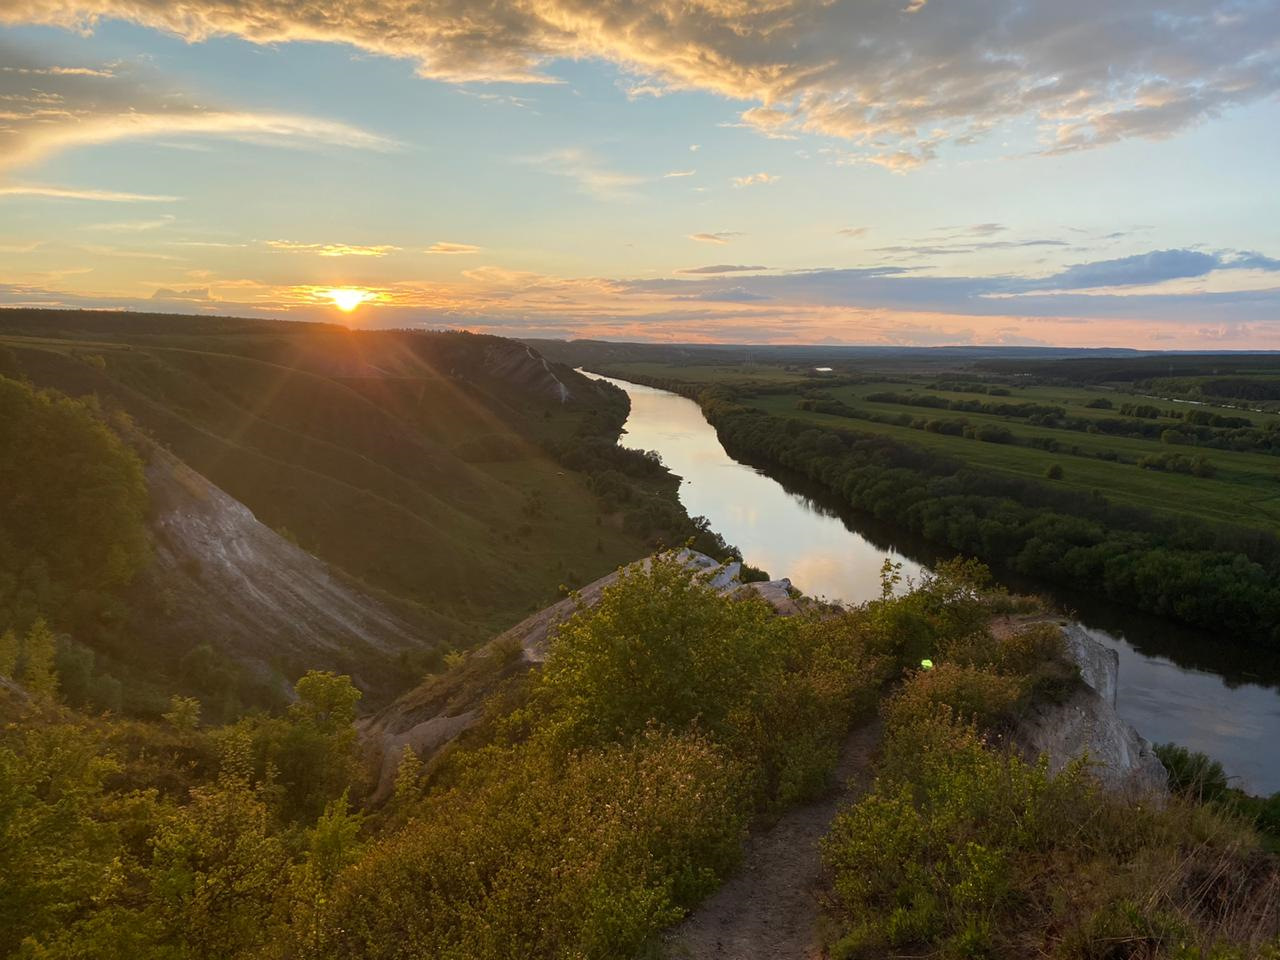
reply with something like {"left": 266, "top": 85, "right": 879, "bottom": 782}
{"left": 263, "top": 672, "right": 363, "bottom": 821}
{"left": 164, "top": 696, "right": 202, "bottom": 732}
{"left": 533, "top": 554, "right": 782, "bottom": 746}
{"left": 18, "top": 618, "right": 58, "bottom": 699}
{"left": 1044, "top": 464, "right": 1064, "bottom": 481}
{"left": 0, "top": 376, "right": 147, "bottom": 637}
{"left": 0, "top": 629, "right": 16, "bottom": 677}
{"left": 147, "top": 769, "right": 288, "bottom": 959}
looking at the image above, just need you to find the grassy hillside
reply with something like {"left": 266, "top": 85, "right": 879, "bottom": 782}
{"left": 0, "top": 312, "right": 683, "bottom": 640}
{"left": 0, "top": 310, "right": 722, "bottom": 716}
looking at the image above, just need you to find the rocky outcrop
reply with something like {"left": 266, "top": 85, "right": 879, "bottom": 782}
{"left": 1015, "top": 622, "right": 1167, "bottom": 795}
{"left": 360, "top": 550, "right": 802, "bottom": 799}
{"left": 519, "top": 549, "right": 799, "bottom": 662}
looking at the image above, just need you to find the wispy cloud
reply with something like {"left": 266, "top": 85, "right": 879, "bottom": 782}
{"left": 525, "top": 148, "right": 644, "bottom": 199}
{"left": 0, "top": 63, "right": 117, "bottom": 78}
{"left": 664, "top": 169, "right": 696, "bottom": 178}
{"left": 677, "top": 264, "right": 768, "bottom": 274}
{"left": 425, "top": 242, "right": 481, "bottom": 254}
{"left": 689, "top": 231, "right": 742, "bottom": 245}
{"left": 0, "top": 52, "right": 398, "bottom": 176}
{"left": 731, "top": 172, "right": 780, "bottom": 188}
{"left": 837, "top": 227, "right": 869, "bottom": 238}
{"left": 268, "top": 240, "right": 400, "bottom": 257}
{"left": 0, "top": 185, "right": 179, "bottom": 202}
{"left": 151, "top": 287, "right": 210, "bottom": 301}
{"left": 84, "top": 215, "right": 176, "bottom": 232}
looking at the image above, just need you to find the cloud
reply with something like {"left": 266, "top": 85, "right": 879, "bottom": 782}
{"left": 663, "top": 169, "right": 696, "bottom": 178}
{"left": 425, "top": 242, "right": 481, "bottom": 254}
{"left": 84, "top": 215, "right": 175, "bottom": 232}
{"left": 941, "top": 223, "right": 1006, "bottom": 238}
{"left": 676, "top": 264, "right": 768, "bottom": 275}
{"left": 731, "top": 172, "right": 780, "bottom": 188}
{"left": 1026, "top": 249, "right": 1244, "bottom": 290}
{"left": 875, "top": 238, "right": 1070, "bottom": 257}
{"left": 727, "top": 108, "right": 797, "bottom": 140}
{"left": 268, "top": 240, "right": 400, "bottom": 257}
{"left": 151, "top": 287, "right": 210, "bottom": 301}
{"left": 1228, "top": 251, "right": 1280, "bottom": 272}
{"left": 0, "top": 45, "right": 397, "bottom": 176}
{"left": 0, "top": 185, "right": 178, "bottom": 202}
{"left": 837, "top": 227, "right": 869, "bottom": 238}
{"left": 689, "top": 232, "right": 742, "bottom": 245}
{"left": 4, "top": 0, "right": 1277, "bottom": 169}
{"left": 525, "top": 147, "right": 644, "bottom": 199}
{"left": 672, "top": 288, "right": 773, "bottom": 302}
{"left": 0, "top": 63, "right": 116, "bottom": 78}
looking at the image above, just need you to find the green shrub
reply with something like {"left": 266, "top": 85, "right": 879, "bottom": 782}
{"left": 1156, "top": 742, "right": 1230, "bottom": 803}
{"left": 0, "top": 376, "right": 148, "bottom": 637}
{"left": 319, "top": 729, "right": 748, "bottom": 960}
{"left": 823, "top": 616, "right": 1278, "bottom": 959}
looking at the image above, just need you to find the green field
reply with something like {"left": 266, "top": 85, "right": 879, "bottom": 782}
{"left": 590, "top": 359, "right": 1280, "bottom": 531}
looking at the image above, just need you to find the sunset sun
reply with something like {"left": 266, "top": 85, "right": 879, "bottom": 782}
{"left": 327, "top": 288, "right": 369, "bottom": 312}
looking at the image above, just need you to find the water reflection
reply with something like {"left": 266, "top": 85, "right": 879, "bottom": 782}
{"left": 587, "top": 371, "right": 1280, "bottom": 794}
{"left": 596, "top": 375, "right": 927, "bottom": 604}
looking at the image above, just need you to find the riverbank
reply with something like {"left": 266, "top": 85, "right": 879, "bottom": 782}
{"left": 582, "top": 370, "right": 1280, "bottom": 795}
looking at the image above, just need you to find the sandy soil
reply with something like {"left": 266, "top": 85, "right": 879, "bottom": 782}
{"left": 665, "top": 720, "right": 882, "bottom": 960}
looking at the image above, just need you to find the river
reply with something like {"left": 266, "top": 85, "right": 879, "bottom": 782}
{"left": 586, "top": 371, "right": 1280, "bottom": 795}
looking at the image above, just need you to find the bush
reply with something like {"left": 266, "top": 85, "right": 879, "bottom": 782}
{"left": 1045, "top": 463, "right": 1064, "bottom": 480}
{"left": 882, "top": 664, "right": 1022, "bottom": 737}
{"left": 321, "top": 728, "right": 748, "bottom": 960}
{"left": 823, "top": 614, "right": 1279, "bottom": 959}
{"left": 1156, "top": 742, "right": 1230, "bottom": 803}
{"left": 0, "top": 376, "right": 148, "bottom": 637}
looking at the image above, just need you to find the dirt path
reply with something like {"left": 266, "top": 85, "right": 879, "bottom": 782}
{"left": 665, "top": 720, "right": 882, "bottom": 960}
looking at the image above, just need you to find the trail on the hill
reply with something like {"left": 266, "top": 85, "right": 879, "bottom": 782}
{"left": 665, "top": 720, "right": 882, "bottom": 960}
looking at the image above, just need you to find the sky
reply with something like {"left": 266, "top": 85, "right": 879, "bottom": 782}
{"left": 0, "top": 0, "right": 1278, "bottom": 348}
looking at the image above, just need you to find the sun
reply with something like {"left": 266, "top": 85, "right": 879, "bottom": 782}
{"left": 327, "top": 288, "right": 370, "bottom": 312}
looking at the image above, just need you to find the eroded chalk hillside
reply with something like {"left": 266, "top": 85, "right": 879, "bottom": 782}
{"left": 131, "top": 448, "right": 427, "bottom": 707}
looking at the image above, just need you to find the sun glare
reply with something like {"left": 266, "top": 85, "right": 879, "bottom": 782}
{"left": 327, "top": 288, "right": 370, "bottom": 312}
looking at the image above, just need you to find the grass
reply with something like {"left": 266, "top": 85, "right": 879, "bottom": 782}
{"left": 754, "top": 394, "right": 1280, "bottom": 527}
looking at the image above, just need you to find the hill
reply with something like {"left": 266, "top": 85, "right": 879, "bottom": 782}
{"left": 0, "top": 309, "right": 715, "bottom": 714}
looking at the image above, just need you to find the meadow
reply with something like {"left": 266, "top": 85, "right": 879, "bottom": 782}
{"left": 586, "top": 358, "right": 1280, "bottom": 531}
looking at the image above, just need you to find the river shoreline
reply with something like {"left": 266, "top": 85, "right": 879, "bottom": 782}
{"left": 585, "top": 369, "right": 1280, "bottom": 795}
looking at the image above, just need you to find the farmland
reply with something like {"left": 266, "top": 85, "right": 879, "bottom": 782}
{"left": 582, "top": 358, "right": 1280, "bottom": 531}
